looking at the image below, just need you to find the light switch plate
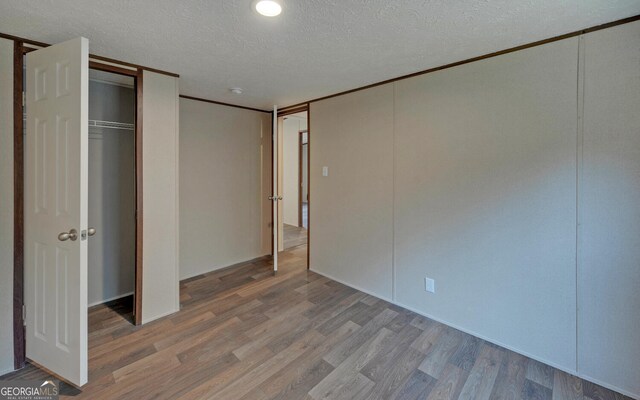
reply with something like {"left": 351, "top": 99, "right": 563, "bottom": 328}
{"left": 425, "top": 277, "right": 435, "bottom": 293}
{"left": 322, "top": 166, "right": 329, "bottom": 177}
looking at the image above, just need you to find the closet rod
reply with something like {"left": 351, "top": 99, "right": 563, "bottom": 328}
{"left": 89, "top": 119, "right": 135, "bottom": 131}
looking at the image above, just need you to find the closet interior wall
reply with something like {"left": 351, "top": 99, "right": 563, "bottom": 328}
{"left": 87, "top": 72, "right": 136, "bottom": 307}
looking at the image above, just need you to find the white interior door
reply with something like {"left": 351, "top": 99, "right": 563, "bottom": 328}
{"left": 25, "top": 37, "right": 89, "bottom": 387}
{"left": 272, "top": 106, "right": 279, "bottom": 272}
{"left": 277, "top": 116, "right": 284, "bottom": 252}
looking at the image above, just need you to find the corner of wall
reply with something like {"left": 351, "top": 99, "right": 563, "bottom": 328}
{"left": 174, "top": 76, "right": 180, "bottom": 312}
{"left": 141, "top": 71, "right": 180, "bottom": 324}
{"left": 0, "top": 36, "right": 15, "bottom": 375}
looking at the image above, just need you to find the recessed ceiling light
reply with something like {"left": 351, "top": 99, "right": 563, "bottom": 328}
{"left": 254, "top": 0, "right": 282, "bottom": 17}
{"left": 229, "top": 87, "right": 243, "bottom": 95}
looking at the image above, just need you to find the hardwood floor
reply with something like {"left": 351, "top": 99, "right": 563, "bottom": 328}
{"left": 302, "top": 202, "right": 308, "bottom": 229}
{"left": 283, "top": 223, "right": 307, "bottom": 250}
{"left": 1, "top": 244, "right": 631, "bottom": 400}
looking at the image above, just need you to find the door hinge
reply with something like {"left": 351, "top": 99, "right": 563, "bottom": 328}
{"left": 22, "top": 92, "right": 25, "bottom": 107}
{"left": 22, "top": 304, "right": 26, "bottom": 326}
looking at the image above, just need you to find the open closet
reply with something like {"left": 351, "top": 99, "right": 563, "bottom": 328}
{"left": 87, "top": 69, "right": 136, "bottom": 319}
{"left": 17, "top": 37, "right": 178, "bottom": 385}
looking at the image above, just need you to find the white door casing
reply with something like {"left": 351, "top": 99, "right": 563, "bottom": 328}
{"left": 25, "top": 37, "right": 89, "bottom": 387}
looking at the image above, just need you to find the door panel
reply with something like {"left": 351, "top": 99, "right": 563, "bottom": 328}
{"left": 277, "top": 117, "right": 284, "bottom": 252}
{"left": 25, "top": 37, "right": 89, "bottom": 387}
{"left": 272, "top": 107, "right": 279, "bottom": 272}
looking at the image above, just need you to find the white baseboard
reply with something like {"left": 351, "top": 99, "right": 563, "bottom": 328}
{"left": 179, "top": 253, "right": 271, "bottom": 281}
{"left": 310, "top": 266, "right": 639, "bottom": 400}
{"left": 576, "top": 373, "right": 639, "bottom": 400}
{"left": 309, "top": 268, "right": 393, "bottom": 303}
{"left": 141, "top": 307, "right": 180, "bottom": 325}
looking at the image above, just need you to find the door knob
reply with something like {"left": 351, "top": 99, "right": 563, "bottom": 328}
{"left": 87, "top": 227, "right": 96, "bottom": 236}
{"left": 58, "top": 229, "right": 78, "bottom": 242}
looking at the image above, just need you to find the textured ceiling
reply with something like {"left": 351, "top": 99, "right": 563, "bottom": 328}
{"left": 1, "top": 1, "right": 639, "bottom": 110}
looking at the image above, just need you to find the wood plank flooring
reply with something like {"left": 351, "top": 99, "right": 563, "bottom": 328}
{"left": 302, "top": 202, "right": 309, "bottom": 229}
{"left": 283, "top": 223, "right": 308, "bottom": 249}
{"left": 1, "top": 244, "right": 632, "bottom": 400}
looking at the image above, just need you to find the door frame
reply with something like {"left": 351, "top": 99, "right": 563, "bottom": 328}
{"left": 13, "top": 41, "right": 144, "bottom": 370}
{"left": 298, "top": 130, "right": 308, "bottom": 228}
{"left": 276, "top": 105, "right": 310, "bottom": 269}
{"left": 87, "top": 61, "right": 143, "bottom": 328}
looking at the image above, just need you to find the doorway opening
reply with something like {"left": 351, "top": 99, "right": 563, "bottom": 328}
{"left": 87, "top": 68, "right": 137, "bottom": 323}
{"left": 300, "top": 130, "right": 309, "bottom": 230}
{"left": 14, "top": 40, "right": 144, "bottom": 379}
{"left": 277, "top": 110, "right": 309, "bottom": 265}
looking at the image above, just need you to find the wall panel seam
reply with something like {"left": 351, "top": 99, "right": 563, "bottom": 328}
{"left": 391, "top": 83, "right": 396, "bottom": 302}
{"left": 175, "top": 78, "right": 180, "bottom": 311}
{"left": 575, "top": 34, "right": 586, "bottom": 375}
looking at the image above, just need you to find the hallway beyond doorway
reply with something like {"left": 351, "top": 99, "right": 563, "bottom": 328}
{"left": 283, "top": 223, "right": 307, "bottom": 250}
{"left": 302, "top": 202, "right": 308, "bottom": 229}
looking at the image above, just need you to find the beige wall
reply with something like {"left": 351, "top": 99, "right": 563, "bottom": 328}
{"left": 0, "top": 37, "right": 14, "bottom": 375}
{"left": 578, "top": 21, "right": 640, "bottom": 396}
{"left": 311, "top": 84, "right": 395, "bottom": 300}
{"left": 393, "top": 37, "right": 578, "bottom": 370}
{"left": 310, "top": 21, "right": 640, "bottom": 398}
{"left": 179, "top": 98, "right": 272, "bottom": 279}
{"left": 141, "top": 71, "right": 180, "bottom": 324}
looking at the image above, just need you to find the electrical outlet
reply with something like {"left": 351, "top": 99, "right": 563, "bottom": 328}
{"left": 425, "top": 277, "right": 435, "bottom": 293}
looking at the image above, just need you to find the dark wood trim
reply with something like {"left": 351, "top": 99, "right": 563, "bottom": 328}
{"left": 306, "top": 105, "right": 311, "bottom": 269}
{"left": 3, "top": 31, "right": 179, "bottom": 77}
{"left": 89, "top": 61, "right": 138, "bottom": 77}
{"left": 278, "top": 104, "right": 309, "bottom": 117}
{"left": 179, "top": 94, "right": 271, "bottom": 114}
{"left": 6, "top": 14, "right": 637, "bottom": 112}
{"left": 0, "top": 32, "right": 48, "bottom": 48}
{"left": 298, "top": 131, "right": 304, "bottom": 228}
{"left": 90, "top": 54, "right": 178, "bottom": 78}
{"left": 13, "top": 41, "right": 26, "bottom": 370}
{"left": 134, "top": 69, "right": 144, "bottom": 325}
{"left": 280, "top": 14, "right": 640, "bottom": 110}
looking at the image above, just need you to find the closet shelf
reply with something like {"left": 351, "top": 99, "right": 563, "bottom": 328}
{"left": 89, "top": 119, "right": 134, "bottom": 131}
{"left": 22, "top": 117, "right": 135, "bottom": 132}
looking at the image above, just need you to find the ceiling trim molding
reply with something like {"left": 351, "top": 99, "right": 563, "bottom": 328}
{"left": 0, "top": 31, "right": 48, "bottom": 47}
{"left": 278, "top": 104, "right": 309, "bottom": 117}
{"left": 0, "top": 31, "right": 179, "bottom": 78}
{"left": 280, "top": 13, "right": 640, "bottom": 109}
{"left": 179, "top": 94, "right": 272, "bottom": 114}
{"left": 89, "top": 60, "right": 138, "bottom": 77}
